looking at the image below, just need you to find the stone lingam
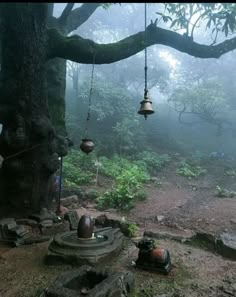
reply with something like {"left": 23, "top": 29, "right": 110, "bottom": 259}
{"left": 46, "top": 215, "right": 124, "bottom": 265}
{"left": 38, "top": 265, "right": 134, "bottom": 297}
{"left": 135, "top": 237, "right": 172, "bottom": 275}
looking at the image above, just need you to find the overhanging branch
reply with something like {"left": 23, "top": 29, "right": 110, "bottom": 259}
{"left": 48, "top": 23, "right": 236, "bottom": 64}
{"left": 66, "top": 3, "right": 101, "bottom": 33}
{"left": 59, "top": 3, "right": 74, "bottom": 25}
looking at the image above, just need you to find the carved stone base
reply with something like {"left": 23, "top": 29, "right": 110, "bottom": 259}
{"left": 46, "top": 227, "right": 124, "bottom": 265}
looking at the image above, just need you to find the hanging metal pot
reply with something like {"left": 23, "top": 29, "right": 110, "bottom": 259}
{"left": 80, "top": 138, "right": 95, "bottom": 154}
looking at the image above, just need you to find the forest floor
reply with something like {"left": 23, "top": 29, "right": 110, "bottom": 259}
{"left": 126, "top": 158, "right": 236, "bottom": 235}
{"left": 0, "top": 158, "right": 236, "bottom": 297}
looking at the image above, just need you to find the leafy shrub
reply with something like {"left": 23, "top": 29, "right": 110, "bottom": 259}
{"left": 63, "top": 149, "right": 96, "bottom": 186}
{"left": 97, "top": 185, "right": 135, "bottom": 211}
{"left": 176, "top": 161, "right": 207, "bottom": 179}
{"left": 126, "top": 223, "right": 139, "bottom": 237}
{"left": 65, "top": 149, "right": 96, "bottom": 171}
{"left": 99, "top": 155, "right": 134, "bottom": 178}
{"left": 97, "top": 163, "right": 149, "bottom": 210}
{"left": 135, "top": 151, "right": 171, "bottom": 173}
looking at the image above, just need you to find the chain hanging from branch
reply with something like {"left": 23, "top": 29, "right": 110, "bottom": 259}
{"left": 138, "top": 2, "right": 155, "bottom": 120}
{"left": 80, "top": 52, "right": 96, "bottom": 154}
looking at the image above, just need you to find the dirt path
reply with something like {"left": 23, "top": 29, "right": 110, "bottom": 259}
{"left": 125, "top": 161, "right": 236, "bottom": 235}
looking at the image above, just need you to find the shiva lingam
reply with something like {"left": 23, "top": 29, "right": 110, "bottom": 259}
{"left": 46, "top": 215, "right": 123, "bottom": 265}
{"left": 134, "top": 237, "right": 172, "bottom": 274}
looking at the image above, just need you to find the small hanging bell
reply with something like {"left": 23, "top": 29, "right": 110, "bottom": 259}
{"left": 138, "top": 91, "right": 155, "bottom": 120}
{"left": 80, "top": 138, "right": 95, "bottom": 154}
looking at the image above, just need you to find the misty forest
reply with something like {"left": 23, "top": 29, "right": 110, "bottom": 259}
{"left": 0, "top": 3, "right": 236, "bottom": 297}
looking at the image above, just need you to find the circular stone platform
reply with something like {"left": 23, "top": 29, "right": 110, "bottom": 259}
{"left": 46, "top": 227, "right": 124, "bottom": 265}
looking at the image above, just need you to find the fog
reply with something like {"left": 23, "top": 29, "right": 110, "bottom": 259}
{"left": 54, "top": 3, "right": 236, "bottom": 159}
{"left": 1, "top": 5, "right": 236, "bottom": 295}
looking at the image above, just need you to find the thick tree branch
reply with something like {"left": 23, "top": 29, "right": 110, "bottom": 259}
{"left": 47, "top": 24, "right": 236, "bottom": 64}
{"left": 47, "top": 3, "right": 54, "bottom": 19}
{"left": 66, "top": 3, "right": 101, "bottom": 34}
{"left": 59, "top": 3, "right": 74, "bottom": 25}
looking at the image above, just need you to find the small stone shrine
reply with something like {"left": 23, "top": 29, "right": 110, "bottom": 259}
{"left": 46, "top": 215, "right": 124, "bottom": 265}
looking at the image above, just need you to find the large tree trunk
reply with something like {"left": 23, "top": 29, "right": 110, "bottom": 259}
{"left": 46, "top": 58, "right": 67, "bottom": 136}
{"left": 0, "top": 4, "right": 67, "bottom": 215}
{"left": 46, "top": 10, "right": 68, "bottom": 138}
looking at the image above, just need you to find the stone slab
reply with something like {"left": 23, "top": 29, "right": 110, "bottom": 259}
{"left": 39, "top": 265, "right": 134, "bottom": 297}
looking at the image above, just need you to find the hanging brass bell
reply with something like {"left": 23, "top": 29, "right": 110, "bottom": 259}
{"left": 80, "top": 138, "right": 95, "bottom": 154}
{"left": 138, "top": 92, "right": 155, "bottom": 120}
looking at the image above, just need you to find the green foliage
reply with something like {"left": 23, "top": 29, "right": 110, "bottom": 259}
{"left": 126, "top": 223, "right": 139, "bottom": 237}
{"left": 134, "top": 151, "right": 171, "bottom": 173}
{"left": 97, "top": 157, "right": 150, "bottom": 210}
{"left": 97, "top": 186, "right": 134, "bottom": 211}
{"left": 99, "top": 155, "right": 133, "bottom": 178}
{"left": 215, "top": 185, "right": 236, "bottom": 198}
{"left": 176, "top": 161, "right": 207, "bottom": 179}
{"left": 63, "top": 149, "right": 96, "bottom": 186}
{"left": 159, "top": 3, "right": 236, "bottom": 40}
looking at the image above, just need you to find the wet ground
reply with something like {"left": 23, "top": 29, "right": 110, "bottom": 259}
{"left": 0, "top": 236, "right": 236, "bottom": 297}
{"left": 0, "top": 158, "right": 236, "bottom": 296}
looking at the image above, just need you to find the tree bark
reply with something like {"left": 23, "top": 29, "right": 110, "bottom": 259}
{"left": 48, "top": 22, "right": 236, "bottom": 64}
{"left": 46, "top": 7, "right": 68, "bottom": 137}
{"left": 0, "top": 4, "right": 67, "bottom": 215}
{"left": 46, "top": 58, "right": 67, "bottom": 136}
{"left": 46, "top": 3, "right": 101, "bottom": 137}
